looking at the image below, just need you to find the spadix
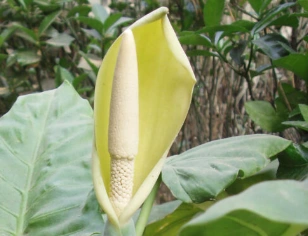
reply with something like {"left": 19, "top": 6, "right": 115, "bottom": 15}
{"left": 108, "top": 29, "right": 139, "bottom": 217}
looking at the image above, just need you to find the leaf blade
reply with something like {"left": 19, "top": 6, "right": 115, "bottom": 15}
{"left": 180, "top": 180, "right": 308, "bottom": 236}
{"left": 162, "top": 135, "right": 291, "bottom": 203}
{"left": 0, "top": 82, "right": 103, "bottom": 235}
{"left": 38, "top": 10, "right": 61, "bottom": 36}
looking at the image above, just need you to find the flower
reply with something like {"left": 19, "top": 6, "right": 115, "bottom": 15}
{"left": 92, "top": 7, "right": 196, "bottom": 228}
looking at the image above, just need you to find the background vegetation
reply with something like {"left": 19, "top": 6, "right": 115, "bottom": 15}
{"left": 1, "top": 1, "right": 308, "bottom": 235}
{"left": 1, "top": 0, "right": 307, "bottom": 200}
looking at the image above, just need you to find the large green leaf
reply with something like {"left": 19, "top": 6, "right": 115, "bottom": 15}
{"left": 248, "top": 0, "right": 271, "bottom": 15}
{"left": 252, "top": 2, "right": 295, "bottom": 34}
{"left": 226, "top": 159, "right": 278, "bottom": 195}
{"left": 252, "top": 34, "right": 291, "bottom": 60}
{"left": 245, "top": 100, "right": 288, "bottom": 132}
{"left": 144, "top": 203, "right": 203, "bottom": 236}
{"left": 274, "top": 54, "right": 308, "bottom": 82}
{"left": 268, "top": 14, "right": 299, "bottom": 28}
{"left": 203, "top": 0, "right": 225, "bottom": 27}
{"left": 180, "top": 180, "right": 308, "bottom": 236}
{"left": 0, "top": 81, "right": 104, "bottom": 235}
{"left": 162, "top": 135, "right": 291, "bottom": 203}
{"left": 133, "top": 200, "right": 182, "bottom": 225}
{"left": 179, "top": 33, "right": 212, "bottom": 47}
{"left": 277, "top": 143, "right": 308, "bottom": 180}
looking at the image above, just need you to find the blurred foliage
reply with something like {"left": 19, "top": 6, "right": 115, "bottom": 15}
{"left": 0, "top": 0, "right": 133, "bottom": 114}
{"left": 1, "top": 0, "right": 308, "bottom": 149}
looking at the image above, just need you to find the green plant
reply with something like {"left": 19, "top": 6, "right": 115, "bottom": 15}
{"left": 172, "top": 0, "right": 308, "bottom": 145}
{"left": 0, "top": 0, "right": 132, "bottom": 115}
{"left": 0, "top": 7, "right": 308, "bottom": 236}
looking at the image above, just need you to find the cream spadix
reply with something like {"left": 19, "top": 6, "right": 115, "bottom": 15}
{"left": 108, "top": 29, "right": 139, "bottom": 217}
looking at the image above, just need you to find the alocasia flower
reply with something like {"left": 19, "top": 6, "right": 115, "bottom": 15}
{"left": 92, "top": 7, "right": 196, "bottom": 229}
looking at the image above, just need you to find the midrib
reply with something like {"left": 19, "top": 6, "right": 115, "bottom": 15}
{"left": 16, "top": 93, "right": 55, "bottom": 235}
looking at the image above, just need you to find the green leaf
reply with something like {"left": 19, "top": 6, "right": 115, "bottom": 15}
{"left": 133, "top": 200, "right": 182, "bottom": 225}
{"left": 179, "top": 33, "right": 212, "bottom": 47}
{"left": 252, "top": 2, "right": 296, "bottom": 34}
{"left": 78, "top": 51, "right": 99, "bottom": 75}
{"left": 253, "top": 34, "right": 291, "bottom": 60}
{"left": 186, "top": 50, "right": 218, "bottom": 57}
{"left": 277, "top": 143, "right": 308, "bottom": 180}
{"left": 55, "top": 65, "right": 75, "bottom": 87}
{"left": 230, "top": 40, "right": 246, "bottom": 66}
{"left": 248, "top": 0, "right": 271, "bottom": 15}
{"left": 298, "top": 0, "right": 308, "bottom": 12}
{"left": 203, "top": 0, "right": 225, "bottom": 27}
{"left": 0, "top": 82, "right": 104, "bottom": 235}
{"left": 274, "top": 54, "right": 308, "bottom": 82}
{"left": 162, "top": 135, "right": 291, "bottom": 203}
{"left": 16, "top": 50, "right": 41, "bottom": 66}
{"left": 12, "top": 23, "right": 38, "bottom": 45}
{"left": 103, "top": 13, "right": 122, "bottom": 31}
{"left": 231, "top": 20, "right": 255, "bottom": 31}
{"left": 226, "top": 159, "right": 278, "bottom": 195}
{"left": 33, "top": 0, "right": 60, "bottom": 13}
{"left": 198, "top": 24, "right": 249, "bottom": 39}
{"left": 268, "top": 14, "right": 299, "bottom": 28}
{"left": 76, "top": 16, "right": 104, "bottom": 34}
{"left": 277, "top": 83, "right": 308, "bottom": 109}
{"left": 144, "top": 203, "right": 203, "bottom": 236}
{"left": 46, "top": 33, "right": 75, "bottom": 47}
{"left": 106, "top": 16, "right": 133, "bottom": 33}
{"left": 250, "top": 64, "right": 273, "bottom": 78}
{"left": 0, "top": 54, "right": 7, "bottom": 62}
{"left": 17, "top": 0, "right": 32, "bottom": 9}
{"left": 0, "top": 27, "right": 18, "bottom": 48}
{"left": 92, "top": 4, "right": 109, "bottom": 24}
{"left": 283, "top": 121, "right": 308, "bottom": 131}
{"left": 180, "top": 180, "right": 308, "bottom": 236}
{"left": 67, "top": 5, "right": 91, "bottom": 17}
{"left": 245, "top": 101, "right": 288, "bottom": 132}
{"left": 103, "top": 218, "right": 135, "bottom": 236}
{"left": 72, "top": 73, "right": 88, "bottom": 89}
{"left": 38, "top": 10, "right": 61, "bottom": 36}
{"left": 299, "top": 104, "right": 308, "bottom": 121}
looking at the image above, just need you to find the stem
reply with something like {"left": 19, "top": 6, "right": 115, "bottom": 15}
{"left": 230, "top": 3, "right": 259, "bottom": 20}
{"left": 278, "top": 82, "right": 292, "bottom": 112}
{"left": 135, "top": 174, "right": 162, "bottom": 236}
{"left": 271, "top": 59, "right": 278, "bottom": 100}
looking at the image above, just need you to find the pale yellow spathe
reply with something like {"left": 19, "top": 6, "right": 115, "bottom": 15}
{"left": 93, "top": 7, "right": 196, "bottom": 227}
